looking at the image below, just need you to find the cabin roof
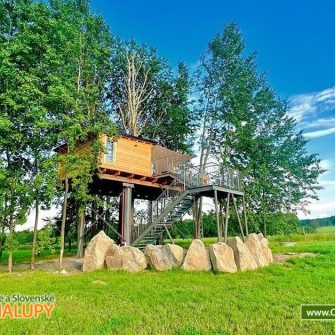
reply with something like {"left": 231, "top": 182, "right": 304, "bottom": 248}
{"left": 120, "top": 134, "right": 157, "bottom": 145}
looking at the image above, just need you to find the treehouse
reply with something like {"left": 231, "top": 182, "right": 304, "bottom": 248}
{"left": 56, "top": 133, "right": 247, "bottom": 255}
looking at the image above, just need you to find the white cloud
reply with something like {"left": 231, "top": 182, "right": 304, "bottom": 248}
{"left": 319, "top": 180, "right": 335, "bottom": 187}
{"left": 289, "top": 86, "right": 335, "bottom": 122}
{"left": 302, "top": 117, "right": 335, "bottom": 130}
{"left": 304, "top": 126, "right": 335, "bottom": 139}
{"left": 299, "top": 200, "right": 335, "bottom": 219}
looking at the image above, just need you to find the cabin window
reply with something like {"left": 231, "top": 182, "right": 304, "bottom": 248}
{"left": 105, "top": 139, "right": 115, "bottom": 162}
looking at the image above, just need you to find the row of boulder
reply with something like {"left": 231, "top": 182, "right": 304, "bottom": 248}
{"left": 82, "top": 231, "right": 273, "bottom": 273}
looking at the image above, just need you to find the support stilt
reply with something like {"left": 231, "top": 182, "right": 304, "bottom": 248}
{"left": 193, "top": 196, "right": 201, "bottom": 239}
{"left": 232, "top": 194, "right": 245, "bottom": 241}
{"left": 164, "top": 226, "right": 175, "bottom": 244}
{"left": 242, "top": 195, "right": 249, "bottom": 237}
{"left": 214, "top": 190, "right": 222, "bottom": 242}
{"left": 224, "top": 193, "right": 230, "bottom": 243}
{"left": 119, "top": 183, "right": 134, "bottom": 246}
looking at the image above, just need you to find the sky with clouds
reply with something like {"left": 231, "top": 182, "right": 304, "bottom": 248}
{"left": 22, "top": 0, "right": 335, "bottom": 229}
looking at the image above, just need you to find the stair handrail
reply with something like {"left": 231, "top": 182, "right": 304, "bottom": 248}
{"left": 132, "top": 190, "right": 190, "bottom": 246}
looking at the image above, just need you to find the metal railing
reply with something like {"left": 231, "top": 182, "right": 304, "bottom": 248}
{"left": 153, "top": 157, "right": 243, "bottom": 192}
{"left": 133, "top": 185, "right": 182, "bottom": 241}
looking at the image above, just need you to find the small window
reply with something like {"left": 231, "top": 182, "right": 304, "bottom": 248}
{"left": 105, "top": 139, "right": 115, "bottom": 162}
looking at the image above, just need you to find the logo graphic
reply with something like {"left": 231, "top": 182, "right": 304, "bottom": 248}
{"left": 0, "top": 294, "right": 55, "bottom": 319}
{"left": 301, "top": 304, "right": 335, "bottom": 320}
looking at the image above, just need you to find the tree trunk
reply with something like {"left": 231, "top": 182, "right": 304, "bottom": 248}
{"left": 59, "top": 177, "right": 69, "bottom": 271}
{"left": 0, "top": 225, "right": 4, "bottom": 259}
{"left": 30, "top": 195, "right": 39, "bottom": 270}
{"left": 8, "top": 214, "right": 14, "bottom": 273}
{"left": 77, "top": 210, "right": 84, "bottom": 258}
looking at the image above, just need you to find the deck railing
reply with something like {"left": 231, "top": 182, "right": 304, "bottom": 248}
{"left": 153, "top": 157, "right": 243, "bottom": 192}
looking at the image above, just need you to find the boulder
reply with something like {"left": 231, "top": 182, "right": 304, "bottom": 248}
{"left": 121, "top": 246, "right": 147, "bottom": 272}
{"left": 181, "top": 239, "right": 211, "bottom": 271}
{"left": 82, "top": 231, "right": 114, "bottom": 272}
{"left": 228, "top": 236, "right": 258, "bottom": 271}
{"left": 144, "top": 244, "right": 172, "bottom": 271}
{"left": 164, "top": 243, "right": 184, "bottom": 268}
{"left": 259, "top": 237, "right": 273, "bottom": 264}
{"left": 257, "top": 232, "right": 264, "bottom": 240}
{"left": 209, "top": 242, "right": 237, "bottom": 273}
{"left": 105, "top": 244, "right": 123, "bottom": 270}
{"left": 245, "top": 233, "right": 268, "bottom": 267}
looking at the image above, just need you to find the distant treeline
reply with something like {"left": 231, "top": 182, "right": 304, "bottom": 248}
{"left": 301, "top": 216, "right": 335, "bottom": 230}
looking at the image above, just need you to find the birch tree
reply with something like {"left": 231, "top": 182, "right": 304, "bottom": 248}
{"left": 108, "top": 40, "right": 193, "bottom": 152}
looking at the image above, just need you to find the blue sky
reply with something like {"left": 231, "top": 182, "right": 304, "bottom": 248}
{"left": 91, "top": 0, "right": 335, "bottom": 219}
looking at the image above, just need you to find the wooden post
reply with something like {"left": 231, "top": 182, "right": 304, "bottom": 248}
{"left": 242, "top": 195, "right": 248, "bottom": 237}
{"left": 192, "top": 196, "right": 201, "bottom": 239}
{"left": 224, "top": 193, "right": 230, "bottom": 243}
{"left": 164, "top": 226, "right": 174, "bottom": 244}
{"left": 123, "top": 183, "right": 134, "bottom": 246}
{"left": 118, "top": 183, "right": 134, "bottom": 245}
{"left": 214, "top": 190, "right": 222, "bottom": 242}
{"left": 232, "top": 194, "right": 245, "bottom": 241}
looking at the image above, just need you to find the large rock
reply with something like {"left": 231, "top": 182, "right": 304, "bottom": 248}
{"left": 164, "top": 243, "right": 184, "bottom": 268}
{"left": 257, "top": 232, "right": 264, "bottom": 240}
{"left": 245, "top": 234, "right": 268, "bottom": 267}
{"left": 209, "top": 242, "right": 237, "bottom": 273}
{"left": 259, "top": 237, "right": 273, "bottom": 264}
{"left": 181, "top": 239, "right": 211, "bottom": 271}
{"left": 144, "top": 244, "right": 172, "bottom": 271}
{"left": 121, "top": 246, "right": 147, "bottom": 272}
{"left": 228, "top": 236, "right": 258, "bottom": 271}
{"left": 105, "top": 244, "right": 123, "bottom": 270}
{"left": 82, "top": 231, "right": 114, "bottom": 272}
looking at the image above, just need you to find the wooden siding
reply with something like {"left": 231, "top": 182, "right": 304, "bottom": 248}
{"left": 99, "top": 134, "right": 153, "bottom": 177}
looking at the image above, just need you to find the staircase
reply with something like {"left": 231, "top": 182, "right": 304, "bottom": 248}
{"left": 131, "top": 161, "right": 243, "bottom": 248}
{"left": 132, "top": 190, "right": 193, "bottom": 248}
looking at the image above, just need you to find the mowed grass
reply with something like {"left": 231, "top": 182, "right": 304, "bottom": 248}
{"left": 0, "top": 239, "right": 335, "bottom": 335}
{"left": 0, "top": 245, "right": 77, "bottom": 266}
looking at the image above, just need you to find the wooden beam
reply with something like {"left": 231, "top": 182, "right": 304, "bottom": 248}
{"left": 232, "top": 194, "right": 245, "bottom": 241}
{"left": 127, "top": 173, "right": 135, "bottom": 179}
{"left": 99, "top": 173, "right": 182, "bottom": 191}
{"left": 164, "top": 226, "right": 174, "bottom": 244}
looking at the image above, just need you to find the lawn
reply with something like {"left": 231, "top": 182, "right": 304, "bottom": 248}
{"left": 0, "top": 236, "right": 335, "bottom": 334}
{"left": 0, "top": 245, "right": 77, "bottom": 266}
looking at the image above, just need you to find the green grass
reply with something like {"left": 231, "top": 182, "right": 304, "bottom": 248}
{"left": 0, "top": 238, "right": 335, "bottom": 334}
{"left": 0, "top": 245, "right": 77, "bottom": 266}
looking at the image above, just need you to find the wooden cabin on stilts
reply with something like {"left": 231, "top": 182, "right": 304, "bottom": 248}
{"left": 56, "top": 133, "right": 247, "bottom": 256}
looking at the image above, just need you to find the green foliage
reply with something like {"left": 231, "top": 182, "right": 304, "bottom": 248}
{"left": 108, "top": 39, "right": 194, "bottom": 152}
{"left": 301, "top": 215, "right": 335, "bottom": 233}
{"left": 36, "top": 224, "right": 56, "bottom": 255}
{"left": 195, "top": 23, "right": 324, "bottom": 234}
{"left": 15, "top": 229, "right": 33, "bottom": 245}
{"left": 4, "top": 232, "right": 19, "bottom": 252}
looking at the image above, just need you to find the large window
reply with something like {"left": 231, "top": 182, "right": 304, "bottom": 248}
{"left": 105, "top": 139, "right": 115, "bottom": 162}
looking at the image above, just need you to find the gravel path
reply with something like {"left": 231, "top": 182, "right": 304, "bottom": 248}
{"left": 0, "top": 257, "right": 83, "bottom": 272}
